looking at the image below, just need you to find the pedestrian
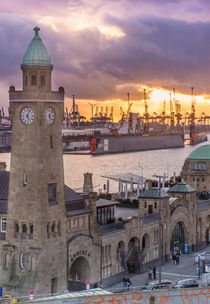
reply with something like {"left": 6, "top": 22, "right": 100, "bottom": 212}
{"left": 122, "top": 276, "right": 131, "bottom": 290}
{"left": 169, "top": 252, "right": 173, "bottom": 263}
{"left": 148, "top": 266, "right": 153, "bottom": 280}
{"left": 172, "top": 252, "right": 175, "bottom": 264}
{"left": 176, "top": 254, "right": 180, "bottom": 265}
{"left": 153, "top": 266, "right": 156, "bottom": 280}
{"left": 122, "top": 276, "right": 128, "bottom": 289}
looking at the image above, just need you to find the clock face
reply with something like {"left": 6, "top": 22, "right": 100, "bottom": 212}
{"left": 21, "top": 107, "right": 34, "bottom": 125}
{"left": 45, "top": 107, "right": 55, "bottom": 125}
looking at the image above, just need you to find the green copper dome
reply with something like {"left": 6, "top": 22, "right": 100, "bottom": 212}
{"left": 168, "top": 181, "right": 196, "bottom": 193}
{"left": 187, "top": 145, "right": 210, "bottom": 160}
{"left": 21, "top": 27, "right": 52, "bottom": 67}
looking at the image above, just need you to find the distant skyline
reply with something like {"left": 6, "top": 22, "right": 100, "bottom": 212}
{"left": 0, "top": 0, "right": 210, "bottom": 119}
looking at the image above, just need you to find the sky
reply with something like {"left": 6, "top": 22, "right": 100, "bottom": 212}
{"left": 0, "top": 0, "right": 210, "bottom": 120}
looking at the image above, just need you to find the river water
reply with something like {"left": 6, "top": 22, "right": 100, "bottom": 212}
{"left": 0, "top": 136, "right": 209, "bottom": 193}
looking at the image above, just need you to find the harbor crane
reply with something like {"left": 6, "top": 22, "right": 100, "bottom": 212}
{"left": 143, "top": 89, "right": 149, "bottom": 131}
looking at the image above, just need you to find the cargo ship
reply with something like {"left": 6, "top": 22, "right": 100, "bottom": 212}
{"left": 90, "top": 132, "right": 184, "bottom": 155}
{"left": 190, "top": 131, "right": 208, "bottom": 145}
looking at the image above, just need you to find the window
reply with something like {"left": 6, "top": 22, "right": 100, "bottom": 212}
{"left": 22, "top": 224, "right": 27, "bottom": 233}
{"left": 154, "top": 202, "right": 157, "bottom": 209}
{"left": 144, "top": 202, "right": 147, "bottom": 208}
{"left": 202, "top": 163, "right": 206, "bottom": 170}
{"left": 197, "top": 178, "right": 200, "bottom": 182}
{"left": 193, "top": 163, "right": 197, "bottom": 170}
{"left": 48, "top": 184, "right": 56, "bottom": 204}
{"left": 202, "top": 178, "right": 205, "bottom": 182}
{"left": 31, "top": 75, "right": 37, "bottom": 86}
{"left": 30, "top": 225, "right": 33, "bottom": 234}
{"left": 15, "top": 223, "right": 19, "bottom": 233}
{"left": 51, "top": 222, "right": 56, "bottom": 233}
{"left": 41, "top": 75, "right": 45, "bottom": 87}
{"left": 197, "top": 163, "right": 201, "bottom": 171}
{"left": 72, "top": 218, "right": 77, "bottom": 226}
{"left": 1, "top": 217, "right": 7, "bottom": 232}
{"left": 25, "top": 75, "right": 28, "bottom": 86}
{"left": 193, "top": 177, "right": 195, "bottom": 181}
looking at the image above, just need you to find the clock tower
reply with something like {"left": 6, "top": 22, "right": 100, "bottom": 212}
{"left": 6, "top": 27, "right": 66, "bottom": 294}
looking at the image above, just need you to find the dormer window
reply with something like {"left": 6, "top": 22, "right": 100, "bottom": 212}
{"left": 31, "top": 75, "right": 37, "bottom": 86}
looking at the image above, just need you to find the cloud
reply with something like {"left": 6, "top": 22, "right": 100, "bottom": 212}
{"left": 1, "top": 2, "right": 210, "bottom": 106}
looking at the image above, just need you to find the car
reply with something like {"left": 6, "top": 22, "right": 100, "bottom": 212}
{"left": 143, "top": 279, "right": 172, "bottom": 290}
{"left": 172, "top": 278, "right": 199, "bottom": 289}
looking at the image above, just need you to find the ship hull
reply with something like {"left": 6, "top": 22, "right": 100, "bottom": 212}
{"left": 190, "top": 131, "right": 207, "bottom": 145}
{"left": 91, "top": 133, "right": 184, "bottom": 155}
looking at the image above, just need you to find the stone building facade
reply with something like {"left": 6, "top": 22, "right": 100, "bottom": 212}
{"left": 0, "top": 28, "right": 209, "bottom": 297}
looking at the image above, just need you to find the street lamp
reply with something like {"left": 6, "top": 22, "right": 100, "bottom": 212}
{"left": 152, "top": 174, "right": 167, "bottom": 289}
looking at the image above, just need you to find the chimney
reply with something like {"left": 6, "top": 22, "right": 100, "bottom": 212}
{"left": 0, "top": 162, "right": 6, "bottom": 171}
{"left": 83, "top": 172, "right": 93, "bottom": 194}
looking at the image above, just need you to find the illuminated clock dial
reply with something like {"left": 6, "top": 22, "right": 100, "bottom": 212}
{"left": 21, "top": 107, "right": 34, "bottom": 125}
{"left": 45, "top": 107, "right": 55, "bottom": 125}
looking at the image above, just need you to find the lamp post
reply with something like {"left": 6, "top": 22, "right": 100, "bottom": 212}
{"left": 152, "top": 174, "right": 167, "bottom": 289}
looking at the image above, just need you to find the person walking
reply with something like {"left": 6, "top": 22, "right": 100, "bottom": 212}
{"left": 148, "top": 266, "right": 153, "bottom": 280}
{"left": 122, "top": 276, "right": 131, "bottom": 290}
{"left": 153, "top": 266, "right": 156, "bottom": 280}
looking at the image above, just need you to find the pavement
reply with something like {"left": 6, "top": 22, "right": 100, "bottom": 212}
{"left": 107, "top": 245, "right": 210, "bottom": 292}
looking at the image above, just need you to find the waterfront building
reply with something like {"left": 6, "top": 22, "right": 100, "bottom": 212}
{"left": 0, "top": 28, "right": 209, "bottom": 297}
{"left": 181, "top": 145, "right": 210, "bottom": 193}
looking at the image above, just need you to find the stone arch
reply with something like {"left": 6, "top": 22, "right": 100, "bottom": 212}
{"left": 170, "top": 221, "right": 186, "bottom": 252}
{"left": 127, "top": 237, "right": 140, "bottom": 273}
{"left": 69, "top": 256, "right": 90, "bottom": 282}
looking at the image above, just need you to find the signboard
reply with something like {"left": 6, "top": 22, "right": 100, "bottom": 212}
{"left": 184, "top": 242, "right": 188, "bottom": 254}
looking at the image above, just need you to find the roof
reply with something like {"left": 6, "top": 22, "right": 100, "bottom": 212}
{"left": 22, "top": 27, "right": 52, "bottom": 67}
{"left": 143, "top": 212, "right": 159, "bottom": 225}
{"left": 0, "top": 171, "right": 9, "bottom": 214}
{"left": 197, "top": 199, "right": 210, "bottom": 210}
{"left": 96, "top": 199, "right": 120, "bottom": 208}
{"left": 139, "top": 188, "right": 169, "bottom": 199}
{"left": 168, "top": 181, "right": 196, "bottom": 193}
{"left": 187, "top": 145, "right": 210, "bottom": 160}
{"left": 101, "top": 173, "right": 146, "bottom": 184}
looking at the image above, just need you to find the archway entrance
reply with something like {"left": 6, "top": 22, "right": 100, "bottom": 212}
{"left": 171, "top": 222, "right": 185, "bottom": 252}
{"left": 127, "top": 237, "right": 140, "bottom": 273}
{"left": 69, "top": 256, "right": 90, "bottom": 291}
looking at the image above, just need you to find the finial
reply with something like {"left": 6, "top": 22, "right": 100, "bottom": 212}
{"left": 33, "top": 26, "right": 40, "bottom": 34}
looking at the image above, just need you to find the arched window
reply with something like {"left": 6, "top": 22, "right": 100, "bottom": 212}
{"left": 15, "top": 223, "right": 19, "bottom": 233}
{"left": 193, "top": 163, "right": 197, "bottom": 170}
{"left": 30, "top": 225, "right": 33, "bottom": 234}
{"left": 197, "top": 163, "right": 201, "bottom": 171}
{"left": 202, "top": 163, "right": 206, "bottom": 170}
{"left": 22, "top": 224, "right": 27, "bottom": 233}
{"left": 51, "top": 222, "right": 56, "bottom": 233}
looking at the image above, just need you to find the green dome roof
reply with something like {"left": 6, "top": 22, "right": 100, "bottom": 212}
{"left": 21, "top": 27, "right": 52, "bottom": 67}
{"left": 168, "top": 181, "right": 196, "bottom": 193}
{"left": 187, "top": 145, "right": 210, "bottom": 160}
{"left": 139, "top": 187, "right": 169, "bottom": 199}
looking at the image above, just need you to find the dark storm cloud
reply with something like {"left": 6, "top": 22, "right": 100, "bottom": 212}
{"left": 2, "top": 12, "right": 210, "bottom": 100}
